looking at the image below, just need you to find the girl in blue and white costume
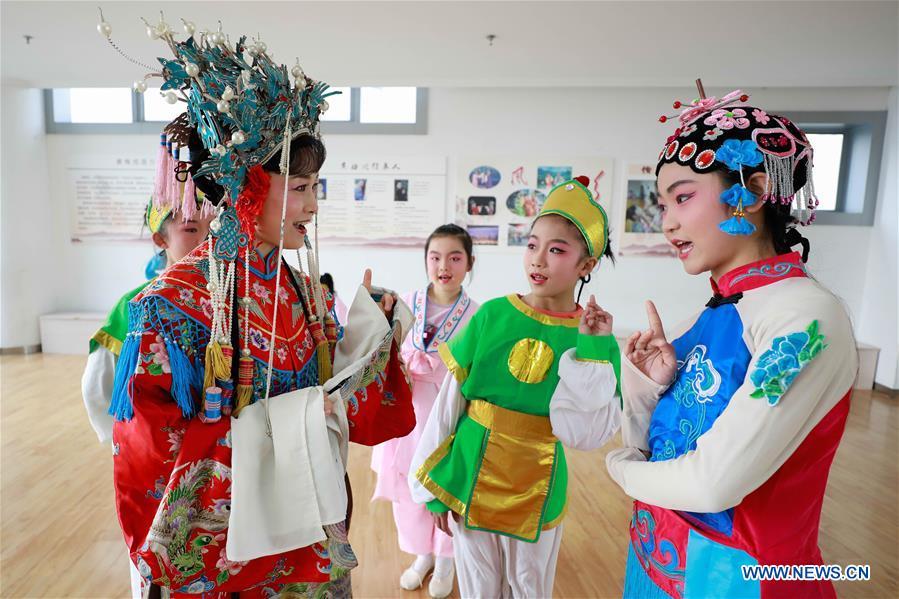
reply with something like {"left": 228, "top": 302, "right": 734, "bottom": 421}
{"left": 604, "top": 88, "right": 858, "bottom": 599}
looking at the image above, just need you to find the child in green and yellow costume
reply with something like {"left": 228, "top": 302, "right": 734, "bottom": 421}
{"left": 82, "top": 153, "right": 213, "bottom": 445}
{"left": 410, "top": 176, "right": 622, "bottom": 597}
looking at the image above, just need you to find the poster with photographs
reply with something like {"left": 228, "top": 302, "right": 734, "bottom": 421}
{"left": 618, "top": 163, "right": 676, "bottom": 257}
{"left": 316, "top": 156, "right": 446, "bottom": 246}
{"left": 456, "top": 158, "right": 614, "bottom": 250}
{"left": 67, "top": 153, "right": 156, "bottom": 242}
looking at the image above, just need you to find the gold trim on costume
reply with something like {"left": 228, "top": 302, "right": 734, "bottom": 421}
{"left": 438, "top": 342, "right": 468, "bottom": 384}
{"left": 467, "top": 399, "right": 554, "bottom": 439}
{"left": 91, "top": 330, "right": 123, "bottom": 357}
{"left": 465, "top": 400, "right": 559, "bottom": 541}
{"left": 506, "top": 295, "right": 580, "bottom": 328}
{"left": 576, "top": 357, "right": 610, "bottom": 364}
{"left": 542, "top": 499, "right": 567, "bottom": 530}
{"left": 415, "top": 434, "right": 467, "bottom": 514}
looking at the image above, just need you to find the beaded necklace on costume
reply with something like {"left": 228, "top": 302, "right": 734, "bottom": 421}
{"left": 200, "top": 124, "right": 332, "bottom": 432}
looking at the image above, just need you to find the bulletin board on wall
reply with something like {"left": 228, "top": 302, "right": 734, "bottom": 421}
{"left": 454, "top": 158, "right": 614, "bottom": 251}
{"left": 617, "top": 162, "right": 676, "bottom": 257}
{"left": 66, "top": 153, "right": 156, "bottom": 242}
{"left": 315, "top": 156, "right": 447, "bottom": 247}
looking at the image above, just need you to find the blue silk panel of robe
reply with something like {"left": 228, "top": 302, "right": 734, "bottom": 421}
{"left": 647, "top": 304, "right": 752, "bottom": 536}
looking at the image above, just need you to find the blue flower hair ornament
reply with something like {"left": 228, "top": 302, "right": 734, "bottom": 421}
{"left": 716, "top": 139, "right": 764, "bottom": 171}
{"left": 719, "top": 183, "right": 758, "bottom": 235}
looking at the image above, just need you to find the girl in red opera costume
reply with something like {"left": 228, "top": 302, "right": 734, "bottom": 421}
{"left": 99, "top": 11, "right": 414, "bottom": 598}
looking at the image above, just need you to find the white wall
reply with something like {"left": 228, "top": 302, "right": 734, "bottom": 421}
{"left": 1, "top": 83, "right": 55, "bottom": 348}
{"left": 857, "top": 87, "right": 899, "bottom": 388}
{"left": 316, "top": 86, "right": 890, "bottom": 340}
{"left": 9, "top": 86, "right": 897, "bottom": 385}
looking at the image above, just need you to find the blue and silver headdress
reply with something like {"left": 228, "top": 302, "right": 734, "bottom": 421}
{"left": 98, "top": 10, "right": 338, "bottom": 422}
{"left": 98, "top": 10, "right": 340, "bottom": 200}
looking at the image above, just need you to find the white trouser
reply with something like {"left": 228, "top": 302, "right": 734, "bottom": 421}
{"left": 450, "top": 517, "right": 562, "bottom": 599}
{"left": 129, "top": 561, "right": 142, "bottom": 599}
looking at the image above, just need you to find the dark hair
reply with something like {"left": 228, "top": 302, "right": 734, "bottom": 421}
{"left": 320, "top": 272, "right": 335, "bottom": 292}
{"left": 263, "top": 134, "right": 327, "bottom": 178}
{"left": 186, "top": 129, "right": 226, "bottom": 206}
{"left": 531, "top": 214, "right": 616, "bottom": 265}
{"left": 425, "top": 224, "right": 475, "bottom": 269}
{"left": 716, "top": 168, "right": 810, "bottom": 262}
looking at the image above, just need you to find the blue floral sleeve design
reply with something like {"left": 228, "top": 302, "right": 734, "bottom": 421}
{"left": 749, "top": 320, "right": 828, "bottom": 406}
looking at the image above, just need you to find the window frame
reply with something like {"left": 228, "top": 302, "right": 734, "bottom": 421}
{"left": 44, "top": 87, "right": 428, "bottom": 135}
{"left": 321, "top": 87, "right": 428, "bottom": 135}
{"left": 792, "top": 110, "right": 887, "bottom": 226}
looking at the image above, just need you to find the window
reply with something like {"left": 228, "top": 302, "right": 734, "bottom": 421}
{"left": 320, "top": 87, "right": 428, "bottom": 134}
{"left": 360, "top": 87, "right": 417, "bottom": 123}
{"left": 45, "top": 87, "right": 428, "bottom": 135}
{"left": 142, "top": 87, "right": 185, "bottom": 123}
{"left": 51, "top": 88, "right": 133, "bottom": 124}
{"left": 793, "top": 111, "right": 888, "bottom": 226}
{"left": 805, "top": 133, "right": 844, "bottom": 212}
{"left": 320, "top": 87, "right": 351, "bottom": 122}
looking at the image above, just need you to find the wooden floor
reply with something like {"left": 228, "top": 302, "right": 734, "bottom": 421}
{"left": 1, "top": 354, "right": 896, "bottom": 598}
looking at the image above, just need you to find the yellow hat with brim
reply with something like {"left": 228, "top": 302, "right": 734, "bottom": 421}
{"left": 538, "top": 177, "right": 609, "bottom": 258}
{"left": 145, "top": 198, "right": 173, "bottom": 234}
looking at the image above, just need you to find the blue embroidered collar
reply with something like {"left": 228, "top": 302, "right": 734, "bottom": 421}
{"left": 247, "top": 247, "right": 281, "bottom": 280}
{"left": 712, "top": 251, "right": 807, "bottom": 296}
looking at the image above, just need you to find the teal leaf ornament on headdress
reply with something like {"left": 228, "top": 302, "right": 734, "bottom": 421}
{"left": 98, "top": 11, "right": 341, "bottom": 202}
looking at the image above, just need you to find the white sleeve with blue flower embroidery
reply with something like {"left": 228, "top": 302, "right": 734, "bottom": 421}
{"left": 607, "top": 278, "right": 858, "bottom": 513}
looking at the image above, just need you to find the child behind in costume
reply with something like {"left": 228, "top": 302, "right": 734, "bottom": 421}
{"left": 320, "top": 272, "right": 348, "bottom": 325}
{"left": 371, "top": 224, "right": 478, "bottom": 599}
{"left": 81, "top": 119, "right": 213, "bottom": 599}
{"left": 410, "top": 178, "right": 622, "bottom": 598}
{"left": 82, "top": 119, "right": 214, "bottom": 446}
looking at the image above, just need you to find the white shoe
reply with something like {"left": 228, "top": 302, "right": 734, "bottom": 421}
{"left": 400, "top": 565, "right": 429, "bottom": 591}
{"left": 428, "top": 571, "right": 455, "bottom": 599}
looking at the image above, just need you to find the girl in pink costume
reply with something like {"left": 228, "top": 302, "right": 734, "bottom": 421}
{"left": 371, "top": 224, "right": 478, "bottom": 598}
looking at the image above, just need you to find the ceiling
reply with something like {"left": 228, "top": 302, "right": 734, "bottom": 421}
{"left": 2, "top": 1, "right": 897, "bottom": 89}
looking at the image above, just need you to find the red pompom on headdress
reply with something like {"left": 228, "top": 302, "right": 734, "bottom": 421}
{"left": 234, "top": 165, "right": 270, "bottom": 240}
{"left": 574, "top": 175, "right": 590, "bottom": 187}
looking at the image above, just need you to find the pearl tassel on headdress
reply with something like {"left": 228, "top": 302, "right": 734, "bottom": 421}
{"left": 256, "top": 119, "right": 294, "bottom": 436}
{"left": 233, "top": 247, "right": 254, "bottom": 416}
{"left": 201, "top": 212, "right": 237, "bottom": 423}
{"left": 295, "top": 224, "right": 332, "bottom": 384}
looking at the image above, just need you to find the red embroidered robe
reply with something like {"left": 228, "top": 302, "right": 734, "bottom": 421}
{"left": 110, "top": 243, "right": 414, "bottom": 594}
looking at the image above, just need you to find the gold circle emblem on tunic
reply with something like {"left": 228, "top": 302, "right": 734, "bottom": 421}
{"left": 507, "top": 338, "right": 555, "bottom": 384}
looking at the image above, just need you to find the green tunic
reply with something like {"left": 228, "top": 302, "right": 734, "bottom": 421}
{"left": 417, "top": 294, "right": 620, "bottom": 542}
{"left": 89, "top": 281, "right": 150, "bottom": 356}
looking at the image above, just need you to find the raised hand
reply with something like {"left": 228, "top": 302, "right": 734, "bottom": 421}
{"left": 579, "top": 294, "right": 613, "bottom": 336}
{"left": 625, "top": 301, "right": 677, "bottom": 385}
{"left": 362, "top": 268, "right": 395, "bottom": 319}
